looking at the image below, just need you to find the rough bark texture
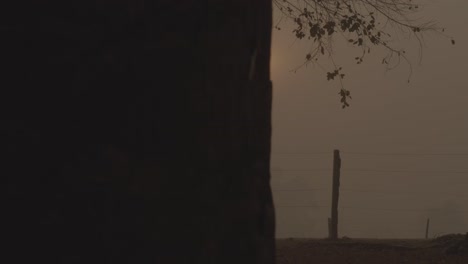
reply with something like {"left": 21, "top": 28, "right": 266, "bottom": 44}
{"left": 3, "top": 1, "right": 274, "bottom": 263}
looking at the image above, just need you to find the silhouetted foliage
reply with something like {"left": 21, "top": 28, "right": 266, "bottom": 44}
{"left": 274, "top": 0, "right": 454, "bottom": 108}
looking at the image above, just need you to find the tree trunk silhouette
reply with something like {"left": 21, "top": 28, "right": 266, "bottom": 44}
{"left": 3, "top": 1, "right": 274, "bottom": 263}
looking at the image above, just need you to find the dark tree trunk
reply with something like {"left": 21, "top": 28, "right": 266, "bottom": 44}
{"left": 3, "top": 1, "right": 274, "bottom": 263}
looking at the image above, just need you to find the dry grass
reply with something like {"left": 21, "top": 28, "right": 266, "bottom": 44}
{"left": 277, "top": 236, "right": 467, "bottom": 264}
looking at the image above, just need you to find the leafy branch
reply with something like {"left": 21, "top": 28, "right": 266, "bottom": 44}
{"left": 273, "top": 0, "right": 455, "bottom": 108}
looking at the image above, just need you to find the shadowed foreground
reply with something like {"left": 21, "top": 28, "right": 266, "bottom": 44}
{"left": 3, "top": 1, "right": 274, "bottom": 263}
{"left": 277, "top": 236, "right": 468, "bottom": 264}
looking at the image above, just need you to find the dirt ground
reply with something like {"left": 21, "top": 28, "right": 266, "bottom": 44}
{"left": 276, "top": 235, "right": 468, "bottom": 264}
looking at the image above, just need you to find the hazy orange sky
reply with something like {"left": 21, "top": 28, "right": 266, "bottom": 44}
{"left": 270, "top": 0, "right": 468, "bottom": 238}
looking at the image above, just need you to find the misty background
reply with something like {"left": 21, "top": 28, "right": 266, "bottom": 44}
{"left": 270, "top": 0, "right": 468, "bottom": 238}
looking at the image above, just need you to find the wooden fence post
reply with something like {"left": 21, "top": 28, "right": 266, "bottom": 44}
{"left": 425, "top": 218, "right": 430, "bottom": 239}
{"left": 330, "top": 149, "right": 341, "bottom": 240}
